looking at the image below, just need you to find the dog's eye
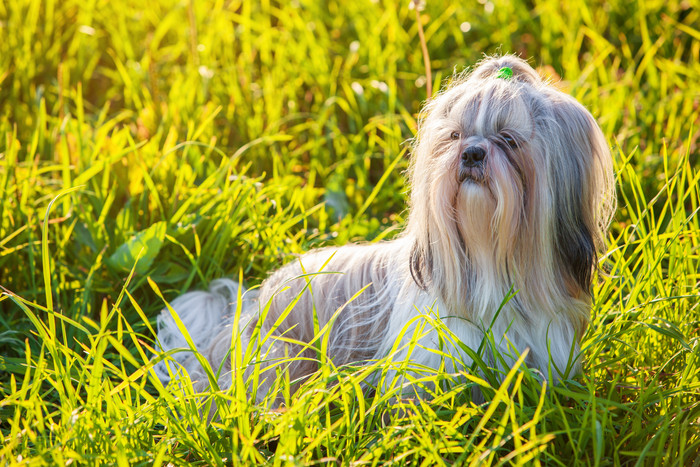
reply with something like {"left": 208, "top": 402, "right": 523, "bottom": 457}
{"left": 450, "top": 131, "right": 460, "bottom": 141}
{"left": 502, "top": 134, "right": 518, "bottom": 149}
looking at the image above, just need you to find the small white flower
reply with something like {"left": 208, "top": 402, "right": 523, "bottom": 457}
{"left": 78, "top": 25, "right": 95, "bottom": 36}
{"left": 198, "top": 65, "right": 214, "bottom": 80}
{"left": 370, "top": 80, "right": 389, "bottom": 93}
{"left": 351, "top": 82, "right": 364, "bottom": 96}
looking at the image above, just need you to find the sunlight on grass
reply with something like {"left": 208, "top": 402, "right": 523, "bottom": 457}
{"left": 1, "top": 0, "right": 698, "bottom": 464}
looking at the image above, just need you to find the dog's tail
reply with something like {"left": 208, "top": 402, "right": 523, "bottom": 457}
{"left": 152, "top": 279, "right": 243, "bottom": 384}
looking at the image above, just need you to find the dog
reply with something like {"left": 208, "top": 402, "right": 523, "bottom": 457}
{"left": 153, "top": 55, "right": 616, "bottom": 404}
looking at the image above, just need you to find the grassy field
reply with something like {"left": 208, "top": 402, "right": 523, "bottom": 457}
{"left": 1, "top": 0, "right": 699, "bottom": 464}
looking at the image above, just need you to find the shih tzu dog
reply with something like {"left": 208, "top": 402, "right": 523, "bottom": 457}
{"left": 154, "top": 55, "right": 616, "bottom": 403}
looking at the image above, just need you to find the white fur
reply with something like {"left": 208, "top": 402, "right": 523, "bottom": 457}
{"left": 153, "top": 55, "right": 616, "bottom": 403}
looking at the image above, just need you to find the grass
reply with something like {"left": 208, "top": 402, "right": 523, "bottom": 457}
{"left": 1, "top": 0, "right": 699, "bottom": 464}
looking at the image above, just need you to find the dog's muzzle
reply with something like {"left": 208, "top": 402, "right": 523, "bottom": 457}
{"left": 459, "top": 145, "right": 486, "bottom": 183}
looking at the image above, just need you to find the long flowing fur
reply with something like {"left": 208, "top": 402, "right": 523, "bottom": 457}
{"left": 154, "top": 55, "right": 616, "bottom": 403}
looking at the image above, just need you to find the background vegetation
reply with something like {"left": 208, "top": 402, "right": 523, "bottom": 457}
{"left": 1, "top": 0, "right": 698, "bottom": 464}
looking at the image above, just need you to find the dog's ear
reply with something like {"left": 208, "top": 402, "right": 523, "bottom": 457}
{"left": 555, "top": 211, "right": 596, "bottom": 294}
{"left": 409, "top": 240, "right": 432, "bottom": 290}
{"left": 547, "top": 94, "right": 614, "bottom": 295}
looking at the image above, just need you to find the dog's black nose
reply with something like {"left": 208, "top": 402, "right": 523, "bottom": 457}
{"left": 461, "top": 146, "right": 486, "bottom": 166}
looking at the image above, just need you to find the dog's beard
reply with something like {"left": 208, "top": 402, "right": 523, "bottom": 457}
{"left": 458, "top": 163, "right": 486, "bottom": 184}
{"left": 419, "top": 136, "right": 534, "bottom": 314}
{"left": 456, "top": 180, "right": 497, "bottom": 261}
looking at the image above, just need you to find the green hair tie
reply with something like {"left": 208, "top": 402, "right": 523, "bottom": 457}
{"left": 496, "top": 66, "right": 513, "bottom": 80}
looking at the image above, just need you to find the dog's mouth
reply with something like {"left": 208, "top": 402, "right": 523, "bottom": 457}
{"left": 458, "top": 166, "right": 486, "bottom": 184}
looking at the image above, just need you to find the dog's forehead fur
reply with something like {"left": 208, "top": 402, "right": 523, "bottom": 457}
{"left": 453, "top": 81, "right": 535, "bottom": 139}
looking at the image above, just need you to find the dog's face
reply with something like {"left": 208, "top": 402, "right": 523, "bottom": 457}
{"left": 407, "top": 56, "right": 616, "bottom": 324}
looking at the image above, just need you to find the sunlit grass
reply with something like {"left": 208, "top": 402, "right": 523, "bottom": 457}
{"left": 1, "top": 0, "right": 699, "bottom": 464}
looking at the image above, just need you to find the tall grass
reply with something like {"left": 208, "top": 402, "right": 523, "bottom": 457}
{"left": 1, "top": 0, "right": 698, "bottom": 464}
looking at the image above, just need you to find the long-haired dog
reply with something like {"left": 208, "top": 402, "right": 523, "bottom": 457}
{"left": 154, "top": 55, "right": 616, "bottom": 403}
